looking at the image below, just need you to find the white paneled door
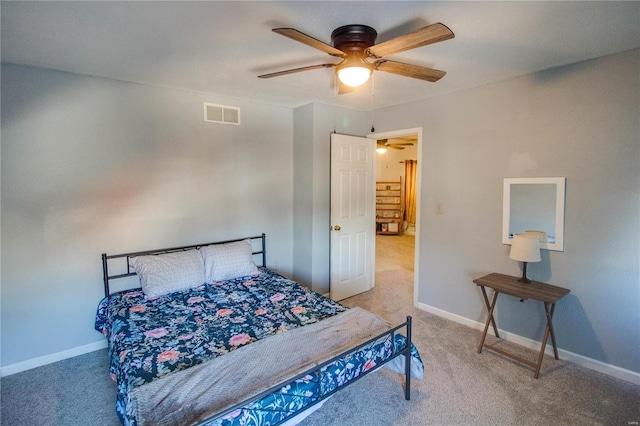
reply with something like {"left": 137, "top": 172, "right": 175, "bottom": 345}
{"left": 330, "top": 133, "right": 376, "bottom": 301}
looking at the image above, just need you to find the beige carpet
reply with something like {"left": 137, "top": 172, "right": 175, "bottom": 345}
{"left": 300, "top": 234, "right": 640, "bottom": 425}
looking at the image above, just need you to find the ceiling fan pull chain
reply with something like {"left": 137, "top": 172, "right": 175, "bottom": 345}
{"left": 333, "top": 73, "right": 337, "bottom": 133}
{"left": 370, "top": 73, "right": 375, "bottom": 133}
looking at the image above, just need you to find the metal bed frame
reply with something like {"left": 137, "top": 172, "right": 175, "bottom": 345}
{"left": 100, "top": 233, "right": 414, "bottom": 426}
{"left": 102, "top": 233, "right": 266, "bottom": 297}
{"left": 199, "top": 316, "right": 414, "bottom": 426}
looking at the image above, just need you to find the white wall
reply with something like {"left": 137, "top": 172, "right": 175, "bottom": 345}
{"left": 372, "top": 49, "right": 640, "bottom": 374}
{"left": 292, "top": 104, "right": 314, "bottom": 288}
{"left": 1, "top": 64, "right": 294, "bottom": 367}
{"left": 376, "top": 143, "right": 417, "bottom": 183}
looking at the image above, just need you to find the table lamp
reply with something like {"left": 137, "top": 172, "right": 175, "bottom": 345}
{"left": 509, "top": 233, "right": 541, "bottom": 283}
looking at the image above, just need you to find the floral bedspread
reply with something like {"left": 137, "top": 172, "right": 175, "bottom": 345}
{"left": 95, "top": 268, "right": 422, "bottom": 426}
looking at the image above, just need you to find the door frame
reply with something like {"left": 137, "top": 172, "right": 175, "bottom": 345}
{"left": 367, "top": 127, "right": 422, "bottom": 307}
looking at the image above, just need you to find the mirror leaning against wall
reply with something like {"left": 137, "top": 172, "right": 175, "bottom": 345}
{"left": 502, "top": 177, "right": 566, "bottom": 251}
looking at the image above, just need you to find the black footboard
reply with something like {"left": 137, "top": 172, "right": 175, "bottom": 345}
{"left": 196, "top": 315, "right": 415, "bottom": 426}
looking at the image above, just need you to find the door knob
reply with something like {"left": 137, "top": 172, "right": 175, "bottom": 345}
{"left": 333, "top": 225, "right": 341, "bottom": 231}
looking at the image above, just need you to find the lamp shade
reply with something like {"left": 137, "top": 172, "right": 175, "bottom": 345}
{"left": 337, "top": 66, "right": 372, "bottom": 87}
{"left": 509, "top": 233, "right": 541, "bottom": 263}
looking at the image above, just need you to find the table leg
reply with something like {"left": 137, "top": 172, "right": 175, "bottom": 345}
{"left": 477, "top": 290, "right": 499, "bottom": 354}
{"left": 534, "top": 302, "right": 557, "bottom": 379}
{"left": 546, "top": 303, "right": 559, "bottom": 360}
{"left": 480, "top": 286, "right": 500, "bottom": 338}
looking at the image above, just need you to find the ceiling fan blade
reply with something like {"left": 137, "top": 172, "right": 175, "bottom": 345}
{"left": 367, "top": 23, "right": 454, "bottom": 58}
{"left": 273, "top": 28, "right": 346, "bottom": 57}
{"left": 393, "top": 135, "right": 418, "bottom": 142}
{"left": 387, "top": 142, "right": 414, "bottom": 146}
{"left": 375, "top": 60, "right": 446, "bottom": 82}
{"left": 389, "top": 146, "right": 405, "bottom": 150}
{"left": 258, "top": 63, "right": 337, "bottom": 79}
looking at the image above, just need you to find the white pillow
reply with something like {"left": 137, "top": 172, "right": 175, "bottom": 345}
{"left": 200, "top": 239, "right": 259, "bottom": 283}
{"left": 130, "top": 249, "right": 205, "bottom": 298}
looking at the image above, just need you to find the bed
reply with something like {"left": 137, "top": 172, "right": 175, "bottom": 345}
{"left": 95, "top": 234, "right": 423, "bottom": 426}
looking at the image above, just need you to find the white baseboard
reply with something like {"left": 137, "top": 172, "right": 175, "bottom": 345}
{"left": 1, "top": 340, "right": 108, "bottom": 377}
{"left": 416, "top": 301, "right": 640, "bottom": 385}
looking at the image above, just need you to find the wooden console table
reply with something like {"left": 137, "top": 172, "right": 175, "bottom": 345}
{"left": 474, "top": 273, "right": 570, "bottom": 379}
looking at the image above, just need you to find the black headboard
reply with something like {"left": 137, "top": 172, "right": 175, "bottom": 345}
{"left": 101, "top": 233, "right": 266, "bottom": 297}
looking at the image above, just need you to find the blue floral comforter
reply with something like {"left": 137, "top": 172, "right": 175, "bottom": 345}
{"left": 95, "top": 268, "right": 422, "bottom": 426}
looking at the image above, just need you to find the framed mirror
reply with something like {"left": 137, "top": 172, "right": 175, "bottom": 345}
{"left": 502, "top": 177, "right": 566, "bottom": 251}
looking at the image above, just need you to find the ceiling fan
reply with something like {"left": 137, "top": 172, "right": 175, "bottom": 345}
{"left": 377, "top": 137, "right": 415, "bottom": 151}
{"left": 258, "top": 22, "right": 455, "bottom": 93}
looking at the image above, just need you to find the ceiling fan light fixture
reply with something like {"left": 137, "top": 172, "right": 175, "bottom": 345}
{"left": 336, "top": 54, "right": 373, "bottom": 87}
{"left": 376, "top": 146, "right": 387, "bottom": 154}
{"left": 338, "top": 65, "right": 372, "bottom": 87}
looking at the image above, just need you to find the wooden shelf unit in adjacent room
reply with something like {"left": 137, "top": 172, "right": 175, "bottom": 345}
{"left": 376, "top": 179, "right": 403, "bottom": 235}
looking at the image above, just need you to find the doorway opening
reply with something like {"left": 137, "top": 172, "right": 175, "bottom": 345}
{"left": 370, "top": 128, "right": 421, "bottom": 306}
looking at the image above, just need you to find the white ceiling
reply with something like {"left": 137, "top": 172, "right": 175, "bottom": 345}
{"left": 2, "top": 1, "right": 639, "bottom": 110}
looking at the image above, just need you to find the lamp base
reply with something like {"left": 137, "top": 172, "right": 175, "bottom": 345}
{"left": 518, "top": 262, "right": 532, "bottom": 284}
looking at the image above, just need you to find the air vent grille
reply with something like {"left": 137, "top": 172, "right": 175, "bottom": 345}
{"left": 204, "top": 103, "right": 241, "bottom": 125}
